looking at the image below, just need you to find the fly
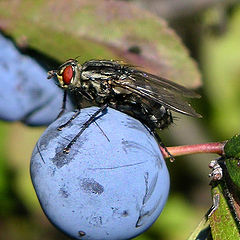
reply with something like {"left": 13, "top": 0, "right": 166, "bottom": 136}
{"left": 48, "top": 59, "right": 201, "bottom": 155}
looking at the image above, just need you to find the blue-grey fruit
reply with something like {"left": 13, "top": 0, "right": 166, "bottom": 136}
{"left": 31, "top": 107, "right": 170, "bottom": 240}
{"left": 0, "top": 34, "right": 73, "bottom": 125}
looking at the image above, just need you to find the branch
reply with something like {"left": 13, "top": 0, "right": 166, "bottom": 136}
{"left": 160, "top": 142, "right": 225, "bottom": 159}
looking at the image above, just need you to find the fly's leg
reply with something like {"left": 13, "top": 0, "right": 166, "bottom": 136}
{"left": 159, "top": 141, "right": 175, "bottom": 162}
{"left": 63, "top": 104, "right": 108, "bottom": 153}
{"left": 58, "top": 109, "right": 81, "bottom": 131}
{"left": 154, "top": 129, "right": 175, "bottom": 162}
{"left": 57, "top": 92, "right": 82, "bottom": 130}
{"left": 57, "top": 90, "right": 68, "bottom": 119}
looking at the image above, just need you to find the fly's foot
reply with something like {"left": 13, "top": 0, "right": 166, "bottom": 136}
{"left": 63, "top": 147, "right": 70, "bottom": 154}
{"left": 57, "top": 125, "right": 65, "bottom": 131}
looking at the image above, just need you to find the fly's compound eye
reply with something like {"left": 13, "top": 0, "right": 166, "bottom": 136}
{"left": 62, "top": 65, "right": 73, "bottom": 85}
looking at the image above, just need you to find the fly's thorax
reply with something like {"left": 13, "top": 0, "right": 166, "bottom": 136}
{"left": 79, "top": 78, "right": 113, "bottom": 103}
{"left": 111, "top": 77, "right": 132, "bottom": 95}
{"left": 112, "top": 86, "right": 131, "bottom": 95}
{"left": 70, "top": 64, "right": 81, "bottom": 88}
{"left": 81, "top": 70, "right": 112, "bottom": 81}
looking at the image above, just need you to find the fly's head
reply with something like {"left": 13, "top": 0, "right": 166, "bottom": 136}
{"left": 48, "top": 59, "right": 81, "bottom": 89}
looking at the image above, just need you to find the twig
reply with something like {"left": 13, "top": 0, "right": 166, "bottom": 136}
{"left": 160, "top": 142, "right": 225, "bottom": 159}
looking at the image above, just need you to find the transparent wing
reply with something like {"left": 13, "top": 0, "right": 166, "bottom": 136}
{"left": 132, "top": 70, "right": 200, "bottom": 98}
{"left": 113, "top": 68, "right": 201, "bottom": 118}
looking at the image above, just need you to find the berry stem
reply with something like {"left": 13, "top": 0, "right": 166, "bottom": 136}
{"left": 160, "top": 142, "right": 225, "bottom": 160}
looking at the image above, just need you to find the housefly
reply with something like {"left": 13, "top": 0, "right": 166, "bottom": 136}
{"left": 48, "top": 59, "right": 201, "bottom": 155}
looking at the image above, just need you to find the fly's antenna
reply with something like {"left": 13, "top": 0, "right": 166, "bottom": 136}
{"left": 47, "top": 70, "right": 58, "bottom": 79}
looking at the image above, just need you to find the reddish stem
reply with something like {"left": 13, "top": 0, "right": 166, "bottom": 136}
{"left": 160, "top": 142, "right": 225, "bottom": 159}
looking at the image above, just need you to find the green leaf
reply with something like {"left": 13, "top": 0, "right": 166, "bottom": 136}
{"left": 0, "top": 0, "right": 201, "bottom": 88}
{"left": 224, "top": 134, "right": 240, "bottom": 159}
{"left": 208, "top": 182, "right": 240, "bottom": 240}
{"left": 225, "top": 159, "right": 240, "bottom": 191}
{"left": 224, "top": 134, "right": 240, "bottom": 192}
{"left": 189, "top": 134, "right": 240, "bottom": 240}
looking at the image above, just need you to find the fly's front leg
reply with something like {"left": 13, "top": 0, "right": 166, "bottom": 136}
{"left": 57, "top": 90, "right": 68, "bottom": 119}
{"left": 58, "top": 109, "right": 81, "bottom": 131}
{"left": 57, "top": 92, "right": 82, "bottom": 131}
{"left": 63, "top": 104, "right": 108, "bottom": 153}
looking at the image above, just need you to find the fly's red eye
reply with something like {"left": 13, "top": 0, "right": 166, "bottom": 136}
{"left": 62, "top": 65, "right": 73, "bottom": 85}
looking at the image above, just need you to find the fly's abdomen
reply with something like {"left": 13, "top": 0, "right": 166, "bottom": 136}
{"left": 111, "top": 96, "right": 173, "bottom": 131}
{"left": 154, "top": 108, "right": 173, "bottom": 130}
{"left": 144, "top": 105, "right": 173, "bottom": 130}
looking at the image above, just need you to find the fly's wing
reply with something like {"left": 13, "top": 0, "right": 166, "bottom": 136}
{"left": 134, "top": 70, "right": 200, "bottom": 98}
{"left": 113, "top": 68, "right": 202, "bottom": 118}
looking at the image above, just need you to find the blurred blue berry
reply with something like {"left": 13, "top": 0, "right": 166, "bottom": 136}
{"left": 0, "top": 34, "right": 73, "bottom": 125}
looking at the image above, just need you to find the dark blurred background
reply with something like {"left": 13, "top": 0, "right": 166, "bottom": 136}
{"left": 0, "top": 0, "right": 240, "bottom": 239}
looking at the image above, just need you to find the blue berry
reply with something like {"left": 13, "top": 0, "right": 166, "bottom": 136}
{"left": 31, "top": 107, "right": 170, "bottom": 239}
{"left": 0, "top": 34, "right": 73, "bottom": 125}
